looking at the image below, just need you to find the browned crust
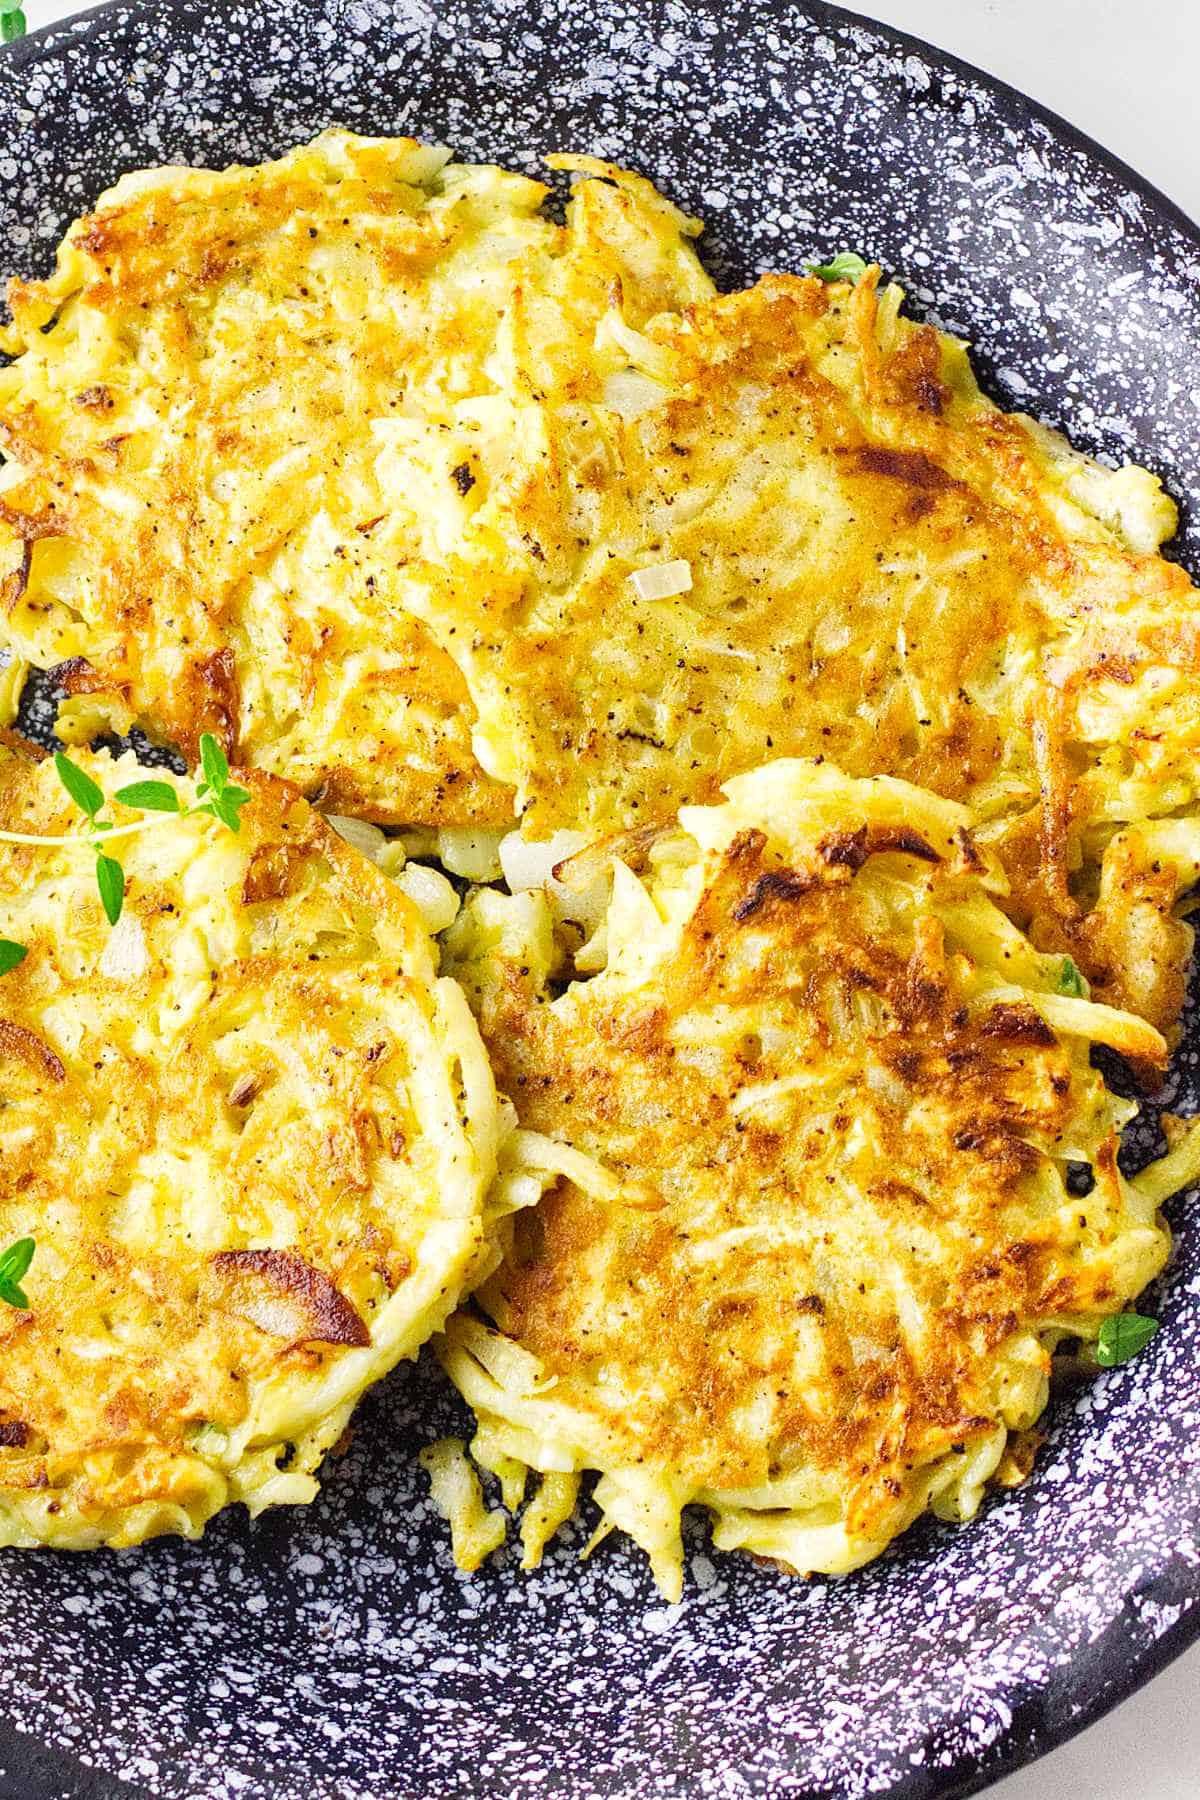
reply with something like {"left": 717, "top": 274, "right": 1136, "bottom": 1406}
{"left": 192, "top": 647, "right": 240, "bottom": 761}
{"left": 1, "top": 539, "right": 32, "bottom": 614}
{"left": 306, "top": 760, "right": 515, "bottom": 830}
{"left": 72, "top": 385, "right": 114, "bottom": 413}
{"left": 0, "top": 1019, "right": 66, "bottom": 1082}
{"left": 845, "top": 445, "right": 958, "bottom": 491}
{"left": 209, "top": 1248, "right": 370, "bottom": 1348}
{"left": 979, "top": 1001, "right": 1058, "bottom": 1049}
{"left": 0, "top": 498, "right": 63, "bottom": 543}
{"left": 819, "top": 822, "right": 941, "bottom": 871}
{"left": 732, "top": 823, "right": 941, "bottom": 923}
{"left": 241, "top": 839, "right": 313, "bottom": 906}
{"left": 732, "top": 864, "right": 817, "bottom": 920}
{"left": 954, "top": 826, "right": 984, "bottom": 873}
{"left": 51, "top": 656, "right": 118, "bottom": 698}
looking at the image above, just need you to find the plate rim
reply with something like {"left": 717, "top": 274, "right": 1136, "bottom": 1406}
{"left": 0, "top": 2, "right": 1197, "bottom": 1797}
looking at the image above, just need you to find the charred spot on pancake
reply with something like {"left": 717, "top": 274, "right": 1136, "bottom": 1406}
{"left": 733, "top": 865, "right": 815, "bottom": 921}
{"left": 980, "top": 1001, "right": 1058, "bottom": 1048}
{"left": 848, "top": 445, "right": 957, "bottom": 490}
{"left": 209, "top": 1249, "right": 371, "bottom": 1349}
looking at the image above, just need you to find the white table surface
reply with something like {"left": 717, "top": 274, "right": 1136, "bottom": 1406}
{"left": 15, "top": 2, "right": 1200, "bottom": 1797}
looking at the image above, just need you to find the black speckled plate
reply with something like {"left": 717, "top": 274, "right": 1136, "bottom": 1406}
{"left": 1, "top": 3, "right": 1199, "bottom": 1797}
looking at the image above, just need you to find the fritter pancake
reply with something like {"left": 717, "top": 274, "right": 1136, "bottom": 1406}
{"left": 0, "top": 747, "right": 511, "bottom": 1548}
{"left": 0, "top": 132, "right": 710, "bottom": 825}
{"left": 433, "top": 761, "right": 1190, "bottom": 1599}
{"left": 388, "top": 254, "right": 1200, "bottom": 1034}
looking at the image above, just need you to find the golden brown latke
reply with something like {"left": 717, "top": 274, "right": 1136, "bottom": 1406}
{"left": 0, "top": 132, "right": 710, "bottom": 825}
{"left": 0, "top": 746, "right": 509, "bottom": 1547}
{"left": 433, "top": 762, "right": 1186, "bottom": 1598}
{"left": 428, "top": 264, "right": 1200, "bottom": 1035}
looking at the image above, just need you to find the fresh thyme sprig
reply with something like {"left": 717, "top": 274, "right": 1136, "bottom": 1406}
{"left": 54, "top": 749, "right": 127, "bottom": 925}
{"left": 0, "top": 1237, "right": 34, "bottom": 1309}
{"left": 0, "top": 733, "right": 251, "bottom": 932}
{"left": 193, "top": 733, "right": 252, "bottom": 834}
{"left": 805, "top": 251, "right": 870, "bottom": 283}
{"left": 1096, "top": 1311, "right": 1159, "bottom": 1368}
{"left": 0, "top": 0, "right": 26, "bottom": 48}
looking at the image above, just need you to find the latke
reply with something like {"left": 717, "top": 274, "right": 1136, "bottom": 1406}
{"left": 0, "top": 131, "right": 710, "bottom": 825}
{"left": 0, "top": 746, "right": 511, "bottom": 1548}
{"left": 433, "top": 760, "right": 1192, "bottom": 1598}
{"left": 409, "top": 255, "right": 1200, "bottom": 1036}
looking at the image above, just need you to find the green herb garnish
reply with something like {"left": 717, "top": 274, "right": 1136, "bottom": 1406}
{"left": 193, "top": 733, "right": 251, "bottom": 834}
{"left": 1056, "top": 956, "right": 1086, "bottom": 997}
{"left": 95, "top": 853, "right": 125, "bottom": 927}
{"left": 112, "top": 778, "right": 181, "bottom": 814}
{"left": 806, "top": 251, "right": 870, "bottom": 284}
{"left": 1096, "top": 1312, "right": 1159, "bottom": 1368}
{"left": 0, "top": 939, "right": 26, "bottom": 976}
{"left": 0, "top": 4, "right": 26, "bottom": 46}
{"left": 53, "top": 750, "right": 128, "bottom": 924}
{"left": 53, "top": 751, "right": 105, "bottom": 823}
{"left": 16, "top": 735, "right": 252, "bottom": 929}
{"left": 0, "top": 1237, "right": 34, "bottom": 1309}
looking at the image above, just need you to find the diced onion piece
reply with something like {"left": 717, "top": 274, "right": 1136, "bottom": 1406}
{"left": 395, "top": 862, "right": 460, "bottom": 934}
{"left": 499, "top": 829, "right": 588, "bottom": 894}
{"left": 574, "top": 918, "right": 609, "bottom": 974}
{"left": 602, "top": 369, "right": 668, "bottom": 418}
{"left": 628, "top": 559, "right": 692, "bottom": 601}
{"left": 499, "top": 828, "right": 613, "bottom": 934}
{"left": 99, "top": 912, "right": 149, "bottom": 981}
{"left": 376, "top": 841, "right": 407, "bottom": 879}
{"left": 327, "top": 814, "right": 388, "bottom": 861}
{"left": 436, "top": 827, "right": 506, "bottom": 882}
{"left": 332, "top": 814, "right": 405, "bottom": 878}
{"left": 555, "top": 870, "right": 611, "bottom": 936}
{"left": 595, "top": 310, "right": 679, "bottom": 382}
